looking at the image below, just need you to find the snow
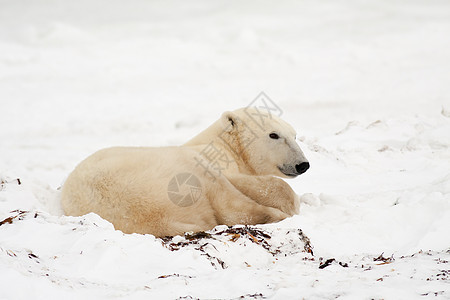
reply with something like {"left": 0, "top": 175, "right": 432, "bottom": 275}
{"left": 1, "top": 0, "right": 450, "bottom": 299}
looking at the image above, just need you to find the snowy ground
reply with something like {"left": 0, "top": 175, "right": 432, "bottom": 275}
{"left": 1, "top": 0, "right": 450, "bottom": 299}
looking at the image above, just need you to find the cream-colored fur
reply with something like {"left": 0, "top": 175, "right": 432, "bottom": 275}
{"left": 61, "top": 108, "right": 309, "bottom": 237}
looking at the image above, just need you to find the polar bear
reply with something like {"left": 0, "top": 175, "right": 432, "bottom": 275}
{"left": 61, "top": 108, "right": 309, "bottom": 237}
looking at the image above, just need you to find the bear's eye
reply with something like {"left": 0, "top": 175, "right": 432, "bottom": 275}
{"left": 269, "top": 133, "right": 279, "bottom": 139}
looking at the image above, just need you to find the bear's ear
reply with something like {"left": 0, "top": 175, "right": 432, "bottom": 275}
{"left": 221, "top": 111, "right": 239, "bottom": 132}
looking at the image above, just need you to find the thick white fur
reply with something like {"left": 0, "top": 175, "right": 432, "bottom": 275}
{"left": 61, "top": 108, "right": 308, "bottom": 237}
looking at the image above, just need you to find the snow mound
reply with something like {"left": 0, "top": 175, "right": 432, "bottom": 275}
{"left": 1, "top": 210, "right": 449, "bottom": 299}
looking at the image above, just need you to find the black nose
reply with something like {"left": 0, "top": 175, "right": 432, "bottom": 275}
{"left": 295, "top": 162, "right": 310, "bottom": 175}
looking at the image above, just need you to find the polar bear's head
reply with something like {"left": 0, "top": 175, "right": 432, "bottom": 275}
{"left": 220, "top": 108, "right": 309, "bottom": 178}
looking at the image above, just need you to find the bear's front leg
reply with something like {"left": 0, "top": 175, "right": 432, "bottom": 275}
{"left": 208, "top": 180, "right": 291, "bottom": 226}
{"left": 226, "top": 174, "right": 299, "bottom": 216}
